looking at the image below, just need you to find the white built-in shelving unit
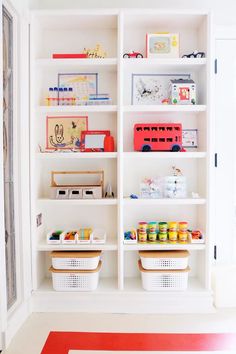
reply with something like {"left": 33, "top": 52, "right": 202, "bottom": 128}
{"left": 30, "top": 9, "right": 214, "bottom": 313}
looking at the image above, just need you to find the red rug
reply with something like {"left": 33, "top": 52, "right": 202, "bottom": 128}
{"left": 41, "top": 332, "right": 236, "bottom": 353}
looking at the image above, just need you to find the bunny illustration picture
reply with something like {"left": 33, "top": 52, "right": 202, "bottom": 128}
{"left": 46, "top": 115, "right": 88, "bottom": 150}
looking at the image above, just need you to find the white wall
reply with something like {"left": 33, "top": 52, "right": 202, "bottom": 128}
{"left": 29, "top": 0, "right": 235, "bottom": 25}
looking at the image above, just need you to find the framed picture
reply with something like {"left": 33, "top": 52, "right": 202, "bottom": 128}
{"left": 58, "top": 73, "right": 98, "bottom": 101}
{"left": 46, "top": 115, "right": 88, "bottom": 150}
{"left": 80, "top": 130, "right": 110, "bottom": 152}
{"left": 182, "top": 129, "right": 198, "bottom": 148}
{"left": 146, "top": 33, "right": 179, "bottom": 58}
{"left": 132, "top": 73, "right": 190, "bottom": 105}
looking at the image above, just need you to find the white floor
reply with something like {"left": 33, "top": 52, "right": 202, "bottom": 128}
{"left": 2, "top": 309, "right": 236, "bottom": 354}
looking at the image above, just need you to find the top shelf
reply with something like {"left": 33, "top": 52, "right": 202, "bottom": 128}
{"left": 35, "top": 58, "right": 117, "bottom": 72}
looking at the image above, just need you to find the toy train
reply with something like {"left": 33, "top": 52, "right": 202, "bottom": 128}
{"left": 134, "top": 123, "right": 182, "bottom": 152}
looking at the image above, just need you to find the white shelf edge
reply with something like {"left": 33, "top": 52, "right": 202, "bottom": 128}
{"left": 123, "top": 105, "right": 207, "bottom": 112}
{"left": 37, "top": 241, "right": 117, "bottom": 251}
{"left": 123, "top": 198, "right": 206, "bottom": 205}
{"left": 35, "top": 58, "right": 118, "bottom": 67}
{"left": 38, "top": 198, "right": 118, "bottom": 205}
{"left": 122, "top": 57, "right": 207, "bottom": 66}
{"left": 38, "top": 105, "right": 117, "bottom": 113}
{"left": 123, "top": 152, "right": 206, "bottom": 159}
{"left": 123, "top": 243, "right": 206, "bottom": 251}
{"left": 36, "top": 152, "right": 118, "bottom": 159}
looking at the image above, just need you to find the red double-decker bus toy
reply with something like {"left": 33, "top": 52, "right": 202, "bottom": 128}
{"left": 134, "top": 123, "right": 182, "bottom": 152}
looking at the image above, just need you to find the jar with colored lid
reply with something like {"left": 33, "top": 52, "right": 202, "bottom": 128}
{"left": 148, "top": 232, "right": 157, "bottom": 242}
{"left": 179, "top": 222, "right": 188, "bottom": 232}
{"left": 138, "top": 231, "right": 147, "bottom": 243}
{"left": 159, "top": 232, "right": 168, "bottom": 243}
{"left": 139, "top": 222, "right": 148, "bottom": 233}
{"left": 168, "top": 221, "right": 178, "bottom": 231}
{"left": 168, "top": 230, "right": 178, "bottom": 243}
{"left": 159, "top": 222, "right": 167, "bottom": 233}
{"left": 178, "top": 231, "right": 188, "bottom": 243}
{"left": 148, "top": 222, "right": 157, "bottom": 233}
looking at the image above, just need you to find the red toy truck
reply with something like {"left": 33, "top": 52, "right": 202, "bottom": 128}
{"left": 134, "top": 123, "right": 182, "bottom": 152}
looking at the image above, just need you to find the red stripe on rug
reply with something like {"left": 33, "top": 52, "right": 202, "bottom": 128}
{"left": 41, "top": 332, "right": 236, "bottom": 353}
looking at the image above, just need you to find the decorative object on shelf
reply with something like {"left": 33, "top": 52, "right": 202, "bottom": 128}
{"left": 104, "top": 135, "right": 115, "bottom": 152}
{"left": 146, "top": 33, "right": 179, "bottom": 58}
{"left": 46, "top": 115, "right": 88, "bottom": 150}
{"left": 50, "top": 170, "right": 104, "bottom": 199}
{"left": 164, "top": 169, "right": 187, "bottom": 198}
{"left": 83, "top": 44, "right": 107, "bottom": 58}
{"left": 161, "top": 98, "right": 170, "bottom": 104}
{"left": 140, "top": 178, "right": 163, "bottom": 199}
{"left": 80, "top": 130, "right": 111, "bottom": 152}
{"left": 130, "top": 193, "right": 139, "bottom": 199}
{"left": 105, "top": 183, "right": 114, "bottom": 198}
{"left": 47, "top": 230, "right": 64, "bottom": 244}
{"left": 58, "top": 73, "right": 98, "bottom": 101}
{"left": 131, "top": 73, "right": 190, "bottom": 105}
{"left": 134, "top": 123, "right": 182, "bottom": 152}
{"left": 182, "top": 51, "right": 205, "bottom": 58}
{"left": 169, "top": 79, "right": 196, "bottom": 105}
{"left": 124, "top": 229, "right": 137, "bottom": 244}
{"left": 182, "top": 129, "right": 198, "bottom": 148}
{"left": 123, "top": 51, "right": 143, "bottom": 58}
{"left": 77, "top": 228, "right": 92, "bottom": 244}
{"left": 91, "top": 229, "right": 106, "bottom": 244}
{"left": 46, "top": 86, "right": 75, "bottom": 106}
{"left": 189, "top": 229, "right": 204, "bottom": 244}
{"left": 52, "top": 53, "right": 88, "bottom": 59}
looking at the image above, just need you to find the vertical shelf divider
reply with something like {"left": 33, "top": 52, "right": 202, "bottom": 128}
{"left": 117, "top": 11, "right": 124, "bottom": 290}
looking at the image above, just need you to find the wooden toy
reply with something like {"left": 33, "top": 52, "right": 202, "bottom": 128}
{"left": 51, "top": 170, "right": 104, "bottom": 199}
{"left": 169, "top": 79, "right": 196, "bottom": 105}
{"left": 123, "top": 51, "right": 143, "bottom": 58}
{"left": 134, "top": 123, "right": 182, "bottom": 152}
{"left": 83, "top": 44, "right": 107, "bottom": 58}
{"left": 146, "top": 33, "right": 179, "bottom": 58}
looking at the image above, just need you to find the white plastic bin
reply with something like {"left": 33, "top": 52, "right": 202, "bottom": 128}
{"left": 51, "top": 251, "right": 101, "bottom": 270}
{"left": 139, "top": 250, "right": 189, "bottom": 270}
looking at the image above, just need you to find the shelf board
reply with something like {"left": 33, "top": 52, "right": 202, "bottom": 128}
{"left": 124, "top": 277, "right": 209, "bottom": 295}
{"left": 36, "top": 277, "right": 118, "bottom": 294}
{"left": 35, "top": 58, "right": 117, "bottom": 71}
{"left": 123, "top": 105, "right": 206, "bottom": 113}
{"left": 123, "top": 198, "right": 206, "bottom": 205}
{"left": 123, "top": 57, "right": 207, "bottom": 71}
{"left": 38, "top": 198, "right": 118, "bottom": 206}
{"left": 36, "top": 152, "right": 117, "bottom": 159}
{"left": 123, "top": 243, "right": 205, "bottom": 251}
{"left": 38, "top": 105, "right": 117, "bottom": 113}
{"left": 124, "top": 152, "right": 206, "bottom": 159}
{"left": 37, "top": 240, "right": 117, "bottom": 251}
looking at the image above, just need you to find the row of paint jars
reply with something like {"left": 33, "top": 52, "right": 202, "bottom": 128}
{"left": 138, "top": 221, "right": 188, "bottom": 243}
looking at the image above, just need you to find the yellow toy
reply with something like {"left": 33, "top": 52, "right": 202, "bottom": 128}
{"left": 83, "top": 44, "right": 107, "bottom": 58}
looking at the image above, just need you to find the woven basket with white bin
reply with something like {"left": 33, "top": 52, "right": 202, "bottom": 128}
{"left": 51, "top": 251, "right": 101, "bottom": 270}
{"left": 139, "top": 250, "right": 189, "bottom": 270}
{"left": 138, "top": 260, "right": 190, "bottom": 291}
{"left": 50, "top": 261, "right": 101, "bottom": 291}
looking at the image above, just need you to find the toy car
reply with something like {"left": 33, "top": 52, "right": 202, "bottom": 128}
{"left": 182, "top": 51, "right": 205, "bottom": 58}
{"left": 123, "top": 51, "right": 143, "bottom": 58}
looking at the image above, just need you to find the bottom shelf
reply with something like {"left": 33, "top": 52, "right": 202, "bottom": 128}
{"left": 31, "top": 276, "right": 214, "bottom": 314}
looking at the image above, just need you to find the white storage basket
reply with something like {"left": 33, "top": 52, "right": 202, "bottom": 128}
{"left": 50, "top": 261, "right": 101, "bottom": 291}
{"left": 139, "top": 260, "right": 190, "bottom": 291}
{"left": 139, "top": 250, "right": 189, "bottom": 270}
{"left": 51, "top": 251, "right": 101, "bottom": 270}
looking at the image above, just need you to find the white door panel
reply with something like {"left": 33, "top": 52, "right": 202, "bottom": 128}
{"left": 215, "top": 39, "right": 236, "bottom": 263}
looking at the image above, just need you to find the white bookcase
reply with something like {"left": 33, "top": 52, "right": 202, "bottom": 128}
{"left": 30, "top": 9, "right": 214, "bottom": 313}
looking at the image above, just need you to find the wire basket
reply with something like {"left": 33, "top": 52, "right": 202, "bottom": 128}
{"left": 139, "top": 260, "right": 190, "bottom": 291}
{"left": 139, "top": 250, "right": 189, "bottom": 270}
{"left": 50, "top": 261, "right": 101, "bottom": 291}
{"left": 51, "top": 251, "right": 101, "bottom": 270}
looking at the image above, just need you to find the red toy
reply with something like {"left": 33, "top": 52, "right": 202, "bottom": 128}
{"left": 123, "top": 51, "right": 143, "bottom": 58}
{"left": 80, "top": 130, "right": 110, "bottom": 152}
{"left": 134, "top": 123, "right": 182, "bottom": 152}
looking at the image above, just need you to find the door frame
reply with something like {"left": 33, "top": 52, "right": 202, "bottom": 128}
{"left": 0, "top": 0, "right": 31, "bottom": 349}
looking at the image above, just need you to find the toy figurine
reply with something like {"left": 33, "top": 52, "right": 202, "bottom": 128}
{"left": 123, "top": 51, "right": 143, "bottom": 58}
{"left": 83, "top": 44, "right": 107, "bottom": 58}
{"left": 105, "top": 183, "right": 114, "bottom": 198}
{"left": 182, "top": 51, "right": 205, "bottom": 58}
